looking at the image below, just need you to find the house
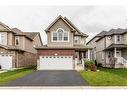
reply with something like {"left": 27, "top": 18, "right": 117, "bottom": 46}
{"left": 0, "top": 22, "right": 42, "bottom": 70}
{"left": 36, "top": 15, "right": 92, "bottom": 70}
{"left": 87, "top": 28, "right": 127, "bottom": 68}
{"left": 87, "top": 31, "right": 107, "bottom": 61}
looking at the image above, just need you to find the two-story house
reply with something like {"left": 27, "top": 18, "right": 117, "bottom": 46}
{"left": 87, "top": 28, "right": 127, "bottom": 68}
{"left": 0, "top": 22, "right": 42, "bottom": 70}
{"left": 36, "top": 15, "right": 92, "bottom": 70}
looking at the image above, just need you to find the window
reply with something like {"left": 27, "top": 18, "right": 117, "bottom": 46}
{"left": 58, "top": 29, "right": 63, "bottom": 41}
{"left": 53, "top": 32, "right": 57, "bottom": 41}
{"left": 0, "top": 33, "right": 5, "bottom": 44}
{"left": 52, "top": 28, "right": 69, "bottom": 42}
{"left": 15, "top": 36, "right": 19, "bottom": 46}
{"left": 116, "top": 35, "right": 121, "bottom": 42}
{"left": 63, "top": 32, "right": 68, "bottom": 41}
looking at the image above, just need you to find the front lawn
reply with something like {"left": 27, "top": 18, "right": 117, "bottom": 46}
{"left": 80, "top": 68, "right": 127, "bottom": 86}
{"left": 0, "top": 68, "right": 34, "bottom": 85}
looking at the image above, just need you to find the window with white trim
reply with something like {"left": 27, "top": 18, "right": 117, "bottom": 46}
{"left": 0, "top": 33, "right": 5, "bottom": 44}
{"left": 63, "top": 32, "right": 68, "bottom": 41}
{"left": 52, "top": 28, "right": 69, "bottom": 42}
{"left": 58, "top": 29, "right": 63, "bottom": 41}
{"left": 15, "top": 36, "right": 19, "bottom": 46}
{"left": 53, "top": 32, "right": 57, "bottom": 41}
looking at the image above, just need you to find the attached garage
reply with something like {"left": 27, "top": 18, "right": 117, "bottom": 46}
{"left": 38, "top": 56, "right": 74, "bottom": 70}
{"left": 0, "top": 55, "right": 12, "bottom": 70}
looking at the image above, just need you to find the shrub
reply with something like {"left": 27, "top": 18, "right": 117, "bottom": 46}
{"left": 84, "top": 60, "right": 97, "bottom": 71}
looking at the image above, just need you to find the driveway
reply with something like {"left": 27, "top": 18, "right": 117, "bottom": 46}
{"left": 7, "top": 70, "right": 88, "bottom": 86}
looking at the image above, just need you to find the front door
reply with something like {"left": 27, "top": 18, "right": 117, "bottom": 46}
{"left": 116, "top": 50, "right": 121, "bottom": 57}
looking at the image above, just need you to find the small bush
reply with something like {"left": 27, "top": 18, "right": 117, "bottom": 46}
{"left": 84, "top": 60, "right": 97, "bottom": 71}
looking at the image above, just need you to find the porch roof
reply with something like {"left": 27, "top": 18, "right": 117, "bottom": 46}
{"left": 105, "top": 44, "right": 127, "bottom": 50}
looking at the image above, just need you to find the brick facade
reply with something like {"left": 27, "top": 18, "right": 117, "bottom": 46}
{"left": 37, "top": 49, "right": 75, "bottom": 59}
{"left": 16, "top": 51, "right": 37, "bottom": 67}
{"left": 0, "top": 47, "right": 37, "bottom": 68}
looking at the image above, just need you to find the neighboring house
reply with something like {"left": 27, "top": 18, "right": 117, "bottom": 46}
{"left": 87, "top": 31, "right": 107, "bottom": 61}
{"left": 88, "top": 28, "right": 127, "bottom": 68}
{"left": 0, "top": 22, "right": 42, "bottom": 70}
{"left": 36, "top": 15, "right": 92, "bottom": 70}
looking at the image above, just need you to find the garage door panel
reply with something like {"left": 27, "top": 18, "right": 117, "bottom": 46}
{"left": 0, "top": 56, "right": 12, "bottom": 70}
{"left": 39, "top": 56, "right": 73, "bottom": 70}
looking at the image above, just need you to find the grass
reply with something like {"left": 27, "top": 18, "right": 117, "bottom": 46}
{"left": 80, "top": 67, "right": 127, "bottom": 86}
{"left": 0, "top": 68, "right": 34, "bottom": 85}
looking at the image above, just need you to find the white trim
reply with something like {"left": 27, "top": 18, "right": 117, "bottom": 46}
{"left": 51, "top": 28, "right": 70, "bottom": 42}
{"left": 114, "top": 48, "right": 117, "bottom": 57}
{"left": 88, "top": 49, "right": 90, "bottom": 60}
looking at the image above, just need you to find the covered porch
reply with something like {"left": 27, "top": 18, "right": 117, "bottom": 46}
{"left": 104, "top": 44, "right": 127, "bottom": 68}
{"left": 74, "top": 48, "right": 92, "bottom": 70}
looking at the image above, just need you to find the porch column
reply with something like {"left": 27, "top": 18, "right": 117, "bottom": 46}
{"left": 114, "top": 48, "right": 117, "bottom": 57}
{"left": 88, "top": 49, "right": 90, "bottom": 60}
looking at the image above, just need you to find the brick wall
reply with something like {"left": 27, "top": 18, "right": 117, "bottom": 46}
{"left": 17, "top": 51, "right": 37, "bottom": 67}
{"left": 37, "top": 49, "right": 75, "bottom": 59}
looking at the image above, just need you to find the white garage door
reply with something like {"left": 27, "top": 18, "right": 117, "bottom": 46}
{"left": 38, "top": 56, "right": 73, "bottom": 70}
{"left": 0, "top": 55, "right": 12, "bottom": 70}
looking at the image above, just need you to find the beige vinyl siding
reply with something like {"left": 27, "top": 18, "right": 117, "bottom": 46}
{"left": 74, "top": 36, "right": 86, "bottom": 45}
{"left": 24, "top": 37, "right": 37, "bottom": 53}
{"left": 7, "top": 32, "right": 12, "bottom": 45}
{"left": 33, "top": 34, "right": 42, "bottom": 47}
{"left": 123, "top": 33, "right": 127, "bottom": 44}
{"left": 96, "top": 37, "right": 105, "bottom": 64}
{"left": 47, "top": 18, "right": 73, "bottom": 47}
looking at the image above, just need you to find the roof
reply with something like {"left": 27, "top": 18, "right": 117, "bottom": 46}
{"left": 86, "top": 31, "right": 107, "bottom": 45}
{"left": 96, "top": 28, "right": 127, "bottom": 42}
{"left": 64, "top": 17, "right": 88, "bottom": 37}
{"left": 0, "top": 44, "right": 25, "bottom": 51}
{"left": 45, "top": 15, "right": 75, "bottom": 31}
{"left": 24, "top": 32, "right": 39, "bottom": 39}
{"left": 25, "top": 32, "right": 43, "bottom": 45}
{"left": 0, "top": 21, "right": 12, "bottom": 31}
{"left": 105, "top": 28, "right": 127, "bottom": 35}
{"left": 105, "top": 44, "right": 127, "bottom": 50}
{"left": 45, "top": 15, "right": 88, "bottom": 37}
{"left": 35, "top": 45, "right": 92, "bottom": 50}
{"left": 11, "top": 28, "right": 41, "bottom": 41}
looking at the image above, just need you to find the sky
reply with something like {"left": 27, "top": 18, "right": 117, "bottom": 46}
{"left": 0, "top": 6, "right": 127, "bottom": 44}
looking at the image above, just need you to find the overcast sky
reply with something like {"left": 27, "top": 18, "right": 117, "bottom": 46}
{"left": 0, "top": 6, "right": 127, "bottom": 44}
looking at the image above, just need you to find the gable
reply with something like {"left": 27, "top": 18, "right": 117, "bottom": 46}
{"left": 0, "top": 22, "right": 12, "bottom": 31}
{"left": 49, "top": 18, "right": 72, "bottom": 32}
{"left": 0, "top": 25, "right": 7, "bottom": 31}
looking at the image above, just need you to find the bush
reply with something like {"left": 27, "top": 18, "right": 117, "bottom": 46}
{"left": 84, "top": 60, "right": 97, "bottom": 71}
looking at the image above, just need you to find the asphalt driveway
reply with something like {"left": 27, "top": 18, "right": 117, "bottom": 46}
{"left": 7, "top": 70, "right": 88, "bottom": 86}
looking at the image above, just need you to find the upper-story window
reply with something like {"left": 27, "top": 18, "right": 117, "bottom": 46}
{"left": 116, "top": 35, "right": 121, "bottom": 42}
{"left": 53, "top": 32, "right": 57, "bottom": 41}
{"left": 15, "top": 36, "right": 19, "bottom": 46}
{"left": 0, "top": 33, "right": 5, "bottom": 44}
{"left": 58, "top": 29, "right": 63, "bottom": 41}
{"left": 52, "top": 28, "right": 69, "bottom": 42}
